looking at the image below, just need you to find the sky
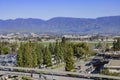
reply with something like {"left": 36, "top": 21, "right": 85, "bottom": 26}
{"left": 0, "top": 0, "right": 120, "bottom": 20}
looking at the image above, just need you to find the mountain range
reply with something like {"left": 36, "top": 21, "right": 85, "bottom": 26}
{"left": 0, "top": 16, "right": 120, "bottom": 34}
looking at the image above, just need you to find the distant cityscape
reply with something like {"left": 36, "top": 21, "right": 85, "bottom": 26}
{"left": 0, "top": 32, "right": 120, "bottom": 43}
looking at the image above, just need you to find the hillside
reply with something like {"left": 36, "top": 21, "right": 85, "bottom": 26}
{"left": 0, "top": 16, "right": 120, "bottom": 34}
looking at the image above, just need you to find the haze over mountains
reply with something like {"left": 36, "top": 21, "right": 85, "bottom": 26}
{"left": 0, "top": 16, "right": 120, "bottom": 34}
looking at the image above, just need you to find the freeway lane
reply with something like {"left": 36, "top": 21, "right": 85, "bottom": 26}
{"left": 0, "top": 71, "right": 93, "bottom": 80}
{"left": 0, "top": 66, "right": 120, "bottom": 79}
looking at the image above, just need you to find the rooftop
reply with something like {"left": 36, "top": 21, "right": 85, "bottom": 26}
{"left": 105, "top": 60, "right": 120, "bottom": 68}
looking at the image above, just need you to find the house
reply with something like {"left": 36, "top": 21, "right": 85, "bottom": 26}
{"left": 104, "top": 60, "right": 120, "bottom": 73}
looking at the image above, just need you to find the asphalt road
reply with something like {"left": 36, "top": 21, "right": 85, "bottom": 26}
{"left": 0, "top": 71, "right": 92, "bottom": 80}
{"left": 0, "top": 66, "right": 120, "bottom": 79}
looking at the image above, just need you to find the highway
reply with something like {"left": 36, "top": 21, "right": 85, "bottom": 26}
{"left": 0, "top": 71, "right": 46, "bottom": 80}
{"left": 0, "top": 71, "right": 93, "bottom": 80}
{"left": 0, "top": 66, "right": 120, "bottom": 79}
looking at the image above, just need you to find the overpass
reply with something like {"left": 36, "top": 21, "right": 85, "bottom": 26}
{"left": 0, "top": 66, "right": 120, "bottom": 79}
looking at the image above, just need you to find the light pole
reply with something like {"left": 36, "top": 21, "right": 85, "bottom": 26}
{"left": 51, "top": 68, "right": 54, "bottom": 80}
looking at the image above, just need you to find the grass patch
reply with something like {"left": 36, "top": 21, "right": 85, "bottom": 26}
{"left": 22, "top": 76, "right": 31, "bottom": 80}
{"left": 67, "top": 74, "right": 79, "bottom": 77}
{"left": 51, "top": 64, "right": 65, "bottom": 69}
{"left": 38, "top": 41, "right": 55, "bottom": 46}
{"left": 88, "top": 41, "right": 113, "bottom": 47}
{"left": 38, "top": 41, "right": 113, "bottom": 47}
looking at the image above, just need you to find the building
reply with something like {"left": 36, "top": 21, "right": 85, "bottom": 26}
{"left": 104, "top": 60, "right": 120, "bottom": 73}
{"left": 0, "top": 54, "right": 17, "bottom": 66}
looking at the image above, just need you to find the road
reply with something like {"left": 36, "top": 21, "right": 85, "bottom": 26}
{"left": 0, "top": 71, "right": 93, "bottom": 80}
{"left": 44, "top": 75, "right": 92, "bottom": 80}
{"left": 0, "top": 66, "right": 120, "bottom": 79}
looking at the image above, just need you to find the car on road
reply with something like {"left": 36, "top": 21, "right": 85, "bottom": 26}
{"left": 2, "top": 68, "right": 11, "bottom": 71}
{"left": 85, "top": 62, "right": 92, "bottom": 66}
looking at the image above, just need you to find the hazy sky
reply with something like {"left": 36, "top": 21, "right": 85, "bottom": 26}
{"left": 0, "top": 0, "right": 120, "bottom": 20}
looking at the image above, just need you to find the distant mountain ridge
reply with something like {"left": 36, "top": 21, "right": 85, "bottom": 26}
{"left": 0, "top": 16, "right": 120, "bottom": 34}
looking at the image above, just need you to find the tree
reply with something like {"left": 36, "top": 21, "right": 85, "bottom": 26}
{"left": 61, "top": 37, "right": 66, "bottom": 45}
{"left": 113, "top": 40, "right": 117, "bottom": 51}
{"left": 117, "top": 38, "right": 120, "bottom": 50}
{"left": 75, "top": 47, "right": 82, "bottom": 58}
{"left": 10, "top": 42, "right": 18, "bottom": 54}
{"left": 54, "top": 41, "right": 63, "bottom": 64}
{"left": 49, "top": 43, "right": 55, "bottom": 55}
{"left": 22, "top": 42, "right": 33, "bottom": 67}
{"left": 105, "top": 43, "right": 110, "bottom": 52}
{"left": 73, "top": 42, "right": 91, "bottom": 59}
{"left": 96, "top": 42, "right": 103, "bottom": 49}
{"left": 28, "top": 42, "right": 34, "bottom": 67}
{"left": 43, "top": 47, "right": 52, "bottom": 67}
{"left": 0, "top": 42, "right": 10, "bottom": 54}
{"left": 65, "top": 46, "right": 75, "bottom": 71}
{"left": 17, "top": 43, "right": 24, "bottom": 66}
{"left": 113, "top": 38, "right": 120, "bottom": 51}
{"left": 17, "top": 42, "right": 44, "bottom": 68}
{"left": 2, "top": 47, "right": 10, "bottom": 54}
{"left": 32, "top": 49, "right": 38, "bottom": 68}
{"left": 35, "top": 43, "right": 43, "bottom": 66}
